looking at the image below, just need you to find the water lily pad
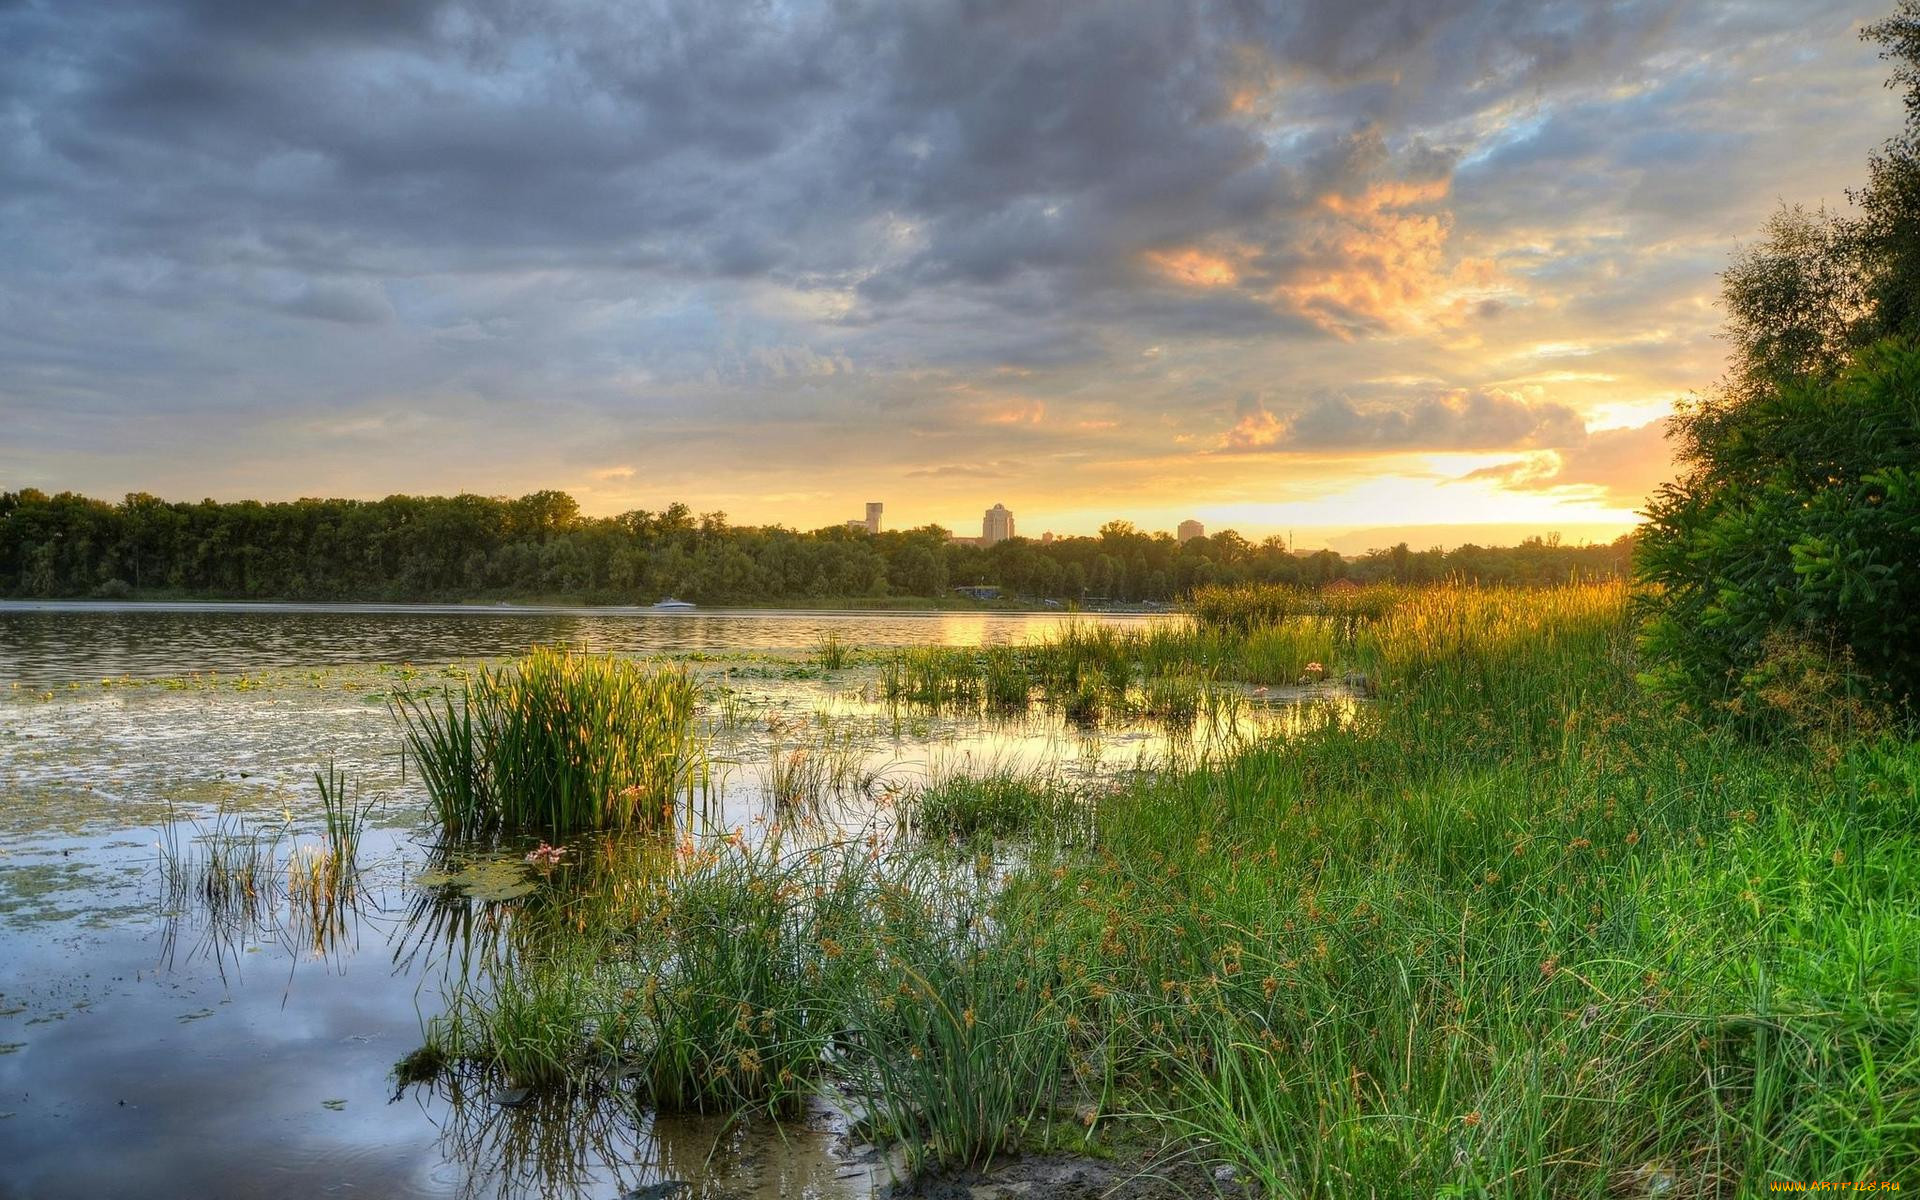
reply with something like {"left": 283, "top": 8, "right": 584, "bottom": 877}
{"left": 412, "top": 857, "right": 537, "bottom": 902}
{"left": 466, "top": 877, "right": 538, "bottom": 902}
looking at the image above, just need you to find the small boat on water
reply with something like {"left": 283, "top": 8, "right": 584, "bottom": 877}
{"left": 651, "top": 597, "right": 696, "bottom": 611}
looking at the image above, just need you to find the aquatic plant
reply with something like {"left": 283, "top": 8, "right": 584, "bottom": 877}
{"left": 1137, "top": 669, "right": 1203, "bottom": 724}
{"left": 815, "top": 631, "right": 852, "bottom": 671}
{"left": 396, "top": 647, "right": 698, "bottom": 835}
{"left": 1060, "top": 677, "right": 1103, "bottom": 726}
{"left": 314, "top": 761, "right": 374, "bottom": 868}
{"left": 844, "top": 877, "right": 1079, "bottom": 1172}
{"left": 898, "top": 765, "right": 1081, "bottom": 844}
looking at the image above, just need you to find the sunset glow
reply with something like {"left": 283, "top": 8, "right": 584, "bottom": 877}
{"left": 0, "top": 1, "right": 1901, "bottom": 550}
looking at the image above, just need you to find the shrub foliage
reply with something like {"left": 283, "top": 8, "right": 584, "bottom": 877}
{"left": 1640, "top": 342, "right": 1920, "bottom": 720}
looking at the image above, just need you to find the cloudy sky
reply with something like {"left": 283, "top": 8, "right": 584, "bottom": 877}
{"left": 0, "top": 0, "right": 1901, "bottom": 549}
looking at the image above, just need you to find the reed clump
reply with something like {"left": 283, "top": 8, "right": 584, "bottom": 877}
{"left": 1189, "top": 580, "right": 1403, "bottom": 633}
{"left": 898, "top": 766, "right": 1082, "bottom": 843}
{"left": 815, "top": 631, "right": 852, "bottom": 671}
{"left": 397, "top": 647, "right": 698, "bottom": 835}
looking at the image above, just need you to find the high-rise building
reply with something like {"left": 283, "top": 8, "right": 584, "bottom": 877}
{"left": 865, "top": 502, "right": 883, "bottom": 534}
{"left": 982, "top": 503, "right": 1014, "bottom": 545}
{"left": 1178, "top": 519, "right": 1205, "bottom": 543}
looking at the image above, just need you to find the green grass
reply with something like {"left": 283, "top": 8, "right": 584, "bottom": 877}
{"left": 898, "top": 765, "right": 1084, "bottom": 844}
{"left": 395, "top": 584, "right": 1920, "bottom": 1192}
{"left": 396, "top": 647, "right": 699, "bottom": 835}
{"left": 1189, "top": 579, "right": 1404, "bottom": 634}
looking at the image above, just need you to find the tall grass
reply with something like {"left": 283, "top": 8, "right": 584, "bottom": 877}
{"left": 395, "top": 584, "right": 1920, "bottom": 1192}
{"left": 844, "top": 877, "right": 1078, "bottom": 1172}
{"left": 1189, "top": 579, "right": 1403, "bottom": 633}
{"left": 314, "top": 761, "right": 373, "bottom": 866}
{"left": 396, "top": 647, "right": 698, "bottom": 835}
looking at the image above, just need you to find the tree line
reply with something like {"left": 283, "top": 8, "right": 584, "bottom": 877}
{"left": 0, "top": 488, "right": 1631, "bottom": 605}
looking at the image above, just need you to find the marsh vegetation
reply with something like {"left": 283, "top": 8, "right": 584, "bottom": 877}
{"left": 2, "top": 581, "right": 1911, "bottom": 1196}
{"left": 371, "top": 583, "right": 1918, "bottom": 1196}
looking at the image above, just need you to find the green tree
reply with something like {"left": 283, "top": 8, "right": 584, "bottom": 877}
{"left": 1639, "top": 342, "right": 1920, "bottom": 716}
{"left": 1639, "top": 7, "right": 1920, "bottom": 722}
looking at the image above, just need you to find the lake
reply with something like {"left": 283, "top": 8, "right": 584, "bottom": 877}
{"left": 0, "top": 603, "right": 1331, "bottom": 1200}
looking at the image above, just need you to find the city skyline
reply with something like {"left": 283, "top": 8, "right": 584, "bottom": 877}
{"left": 824, "top": 494, "right": 1613, "bottom": 555}
{"left": 0, "top": 2, "right": 1898, "bottom": 545}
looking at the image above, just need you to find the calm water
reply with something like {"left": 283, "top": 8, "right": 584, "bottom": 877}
{"left": 0, "top": 605, "right": 1312, "bottom": 1200}
{"left": 0, "top": 602, "right": 1169, "bottom": 688}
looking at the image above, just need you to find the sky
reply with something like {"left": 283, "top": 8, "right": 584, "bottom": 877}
{"left": 0, "top": 0, "right": 1903, "bottom": 551}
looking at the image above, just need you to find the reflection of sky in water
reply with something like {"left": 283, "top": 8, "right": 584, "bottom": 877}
{"left": 0, "top": 611, "right": 1349, "bottom": 1199}
{"left": 0, "top": 603, "right": 1176, "bottom": 687}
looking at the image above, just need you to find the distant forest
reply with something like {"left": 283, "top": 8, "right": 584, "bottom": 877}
{"left": 0, "top": 489, "right": 1633, "bottom": 605}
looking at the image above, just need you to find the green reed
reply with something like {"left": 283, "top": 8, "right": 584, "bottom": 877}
{"left": 816, "top": 631, "right": 853, "bottom": 671}
{"left": 314, "top": 761, "right": 374, "bottom": 867}
{"left": 1189, "top": 580, "right": 1404, "bottom": 634}
{"left": 898, "top": 765, "right": 1082, "bottom": 844}
{"left": 396, "top": 647, "right": 698, "bottom": 835}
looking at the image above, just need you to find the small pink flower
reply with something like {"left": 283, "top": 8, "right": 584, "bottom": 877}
{"left": 525, "top": 842, "right": 566, "bottom": 868}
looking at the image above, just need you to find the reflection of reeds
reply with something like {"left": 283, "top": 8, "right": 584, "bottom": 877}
{"left": 156, "top": 768, "right": 377, "bottom": 973}
{"left": 406, "top": 1066, "right": 647, "bottom": 1200}
{"left": 157, "top": 804, "right": 283, "bottom": 979}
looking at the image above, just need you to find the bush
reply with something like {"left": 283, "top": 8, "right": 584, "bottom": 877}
{"left": 1638, "top": 340, "right": 1920, "bottom": 720}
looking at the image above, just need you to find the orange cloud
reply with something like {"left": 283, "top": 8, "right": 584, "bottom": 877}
{"left": 1224, "top": 406, "right": 1284, "bottom": 450}
{"left": 1318, "top": 178, "right": 1450, "bottom": 216}
{"left": 1458, "top": 421, "right": 1675, "bottom": 508}
{"left": 1144, "top": 246, "right": 1241, "bottom": 288}
{"left": 986, "top": 399, "right": 1046, "bottom": 424}
{"left": 1274, "top": 178, "right": 1499, "bottom": 337}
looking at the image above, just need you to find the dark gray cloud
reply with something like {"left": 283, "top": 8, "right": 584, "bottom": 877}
{"left": 1224, "top": 387, "right": 1587, "bottom": 452}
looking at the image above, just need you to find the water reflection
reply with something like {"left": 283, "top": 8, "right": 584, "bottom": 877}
{"left": 155, "top": 804, "right": 393, "bottom": 981}
{"left": 0, "top": 611, "right": 1360, "bottom": 1200}
{"left": 407, "top": 1072, "right": 882, "bottom": 1200}
{"left": 0, "top": 603, "right": 1172, "bottom": 687}
{"left": 411, "top": 1072, "right": 645, "bottom": 1200}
